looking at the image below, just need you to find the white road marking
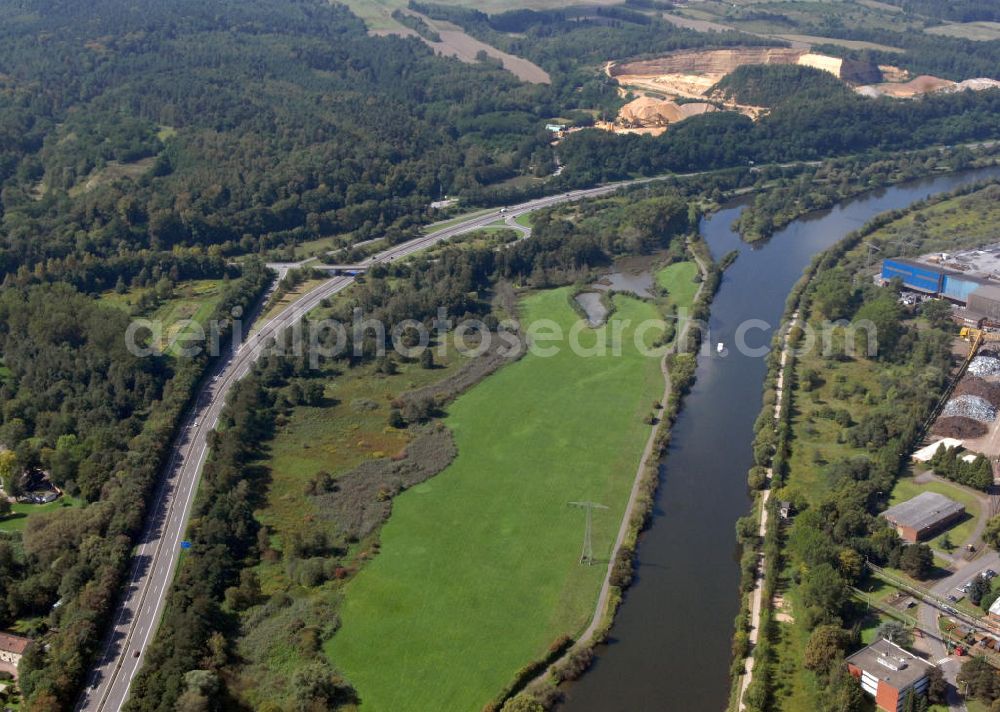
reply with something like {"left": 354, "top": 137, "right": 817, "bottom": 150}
{"left": 77, "top": 174, "right": 688, "bottom": 712}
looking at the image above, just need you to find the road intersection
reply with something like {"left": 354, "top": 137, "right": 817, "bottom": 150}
{"left": 77, "top": 178, "right": 651, "bottom": 712}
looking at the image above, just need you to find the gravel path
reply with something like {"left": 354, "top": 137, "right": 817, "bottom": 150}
{"left": 525, "top": 244, "right": 710, "bottom": 696}
{"left": 737, "top": 311, "right": 799, "bottom": 711}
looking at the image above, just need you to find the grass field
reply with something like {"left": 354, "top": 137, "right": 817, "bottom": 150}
{"left": 785, "top": 351, "right": 882, "bottom": 499}
{"left": 291, "top": 234, "right": 340, "bottom": 259}
{"left": 231, "top": 333, "right": 483, "bottom": 707}
{"left": 656, "top": 260, "right": 699, "bottom": 311}
{"left": 0, "top": 496, "right": 81, "bottom": 533}
{"left": 328, "top": 288, "right": 664, "bottom": 711}
{"left": 861, "top": 185, "right": 1000, "bottom": 257}
{"left": 63, "top": 156, "right": 156, "bottom": 198}
{"left": 100, "top": 279, "right": 227, "bottom": 356}
{"left": 253, "top": 347, "right": 467, "bottom": 569}
{"left": 420, "top": 208, "right": 497, "bottom": 235}
{"left": 926, "top": 21, "right": 1000, "bottom": 41}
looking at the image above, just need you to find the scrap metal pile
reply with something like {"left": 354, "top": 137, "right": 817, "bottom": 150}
{"left": 968, "top": 355, "right": 1000, "bottom": 377}
{"left": 942, "top": 394, "right": 998, "bottom": 422}
{"left": 953, "top": 376, "right": 1000, "bottom": 407}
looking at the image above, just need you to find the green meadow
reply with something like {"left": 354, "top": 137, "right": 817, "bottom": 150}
{"left": 100, "top": 278, "right": 227, "bottom": 356}
{"left": 328, "top": 288, "right": 665, "bottom": 711}
{"left": 656, "top": 260, "right": 699, "bottom": 310}
{"left": 0, "top": 496, "right": 81, "bottom": 534}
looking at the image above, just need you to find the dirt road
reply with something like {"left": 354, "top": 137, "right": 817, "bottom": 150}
{"left": 524, "top": 244, "right": 711, "bottom": 695}
{"left": 737, "top": 311, "right": 799, "bottom": 711}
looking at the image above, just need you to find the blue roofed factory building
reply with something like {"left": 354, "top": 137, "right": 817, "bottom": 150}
{"left": 880, "top": 247, "right": 1000, "bottom": 324}
{"left": 881, "top": 258, "right": 946, "bottom": 294}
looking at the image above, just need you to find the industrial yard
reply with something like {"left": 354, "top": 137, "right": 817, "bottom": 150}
{"left": 881, "top": 245, "right": 1000, "bottom": 329}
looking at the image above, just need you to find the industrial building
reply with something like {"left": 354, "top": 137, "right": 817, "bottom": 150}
{"left": 880, "top": 246, "right": 1000, "bottom": 325}
{"left": 846, "top": 639, "right": 935, "bottom": 712}
{"left": 881, "top": 491, "right": 965, "bottom": 543}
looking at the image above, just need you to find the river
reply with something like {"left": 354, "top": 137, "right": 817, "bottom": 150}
{"left": 560, "top": 167, "right": 1000, "bottom": 711}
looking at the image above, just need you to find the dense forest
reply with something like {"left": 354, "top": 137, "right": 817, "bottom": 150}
{"left": 712, "top": 65, "right": 853, "bottom": 108}
{"left": 5, "top": 0, "right": 1000, "bottom": 708}
{"left": 0, "top": 0, "right": 566, "bottom": 272}
{"left": 0, "top": 262, "right": 270, "bottom": 710}
{"left": 6, "top": 0, "right": 1000, "bottom": 274}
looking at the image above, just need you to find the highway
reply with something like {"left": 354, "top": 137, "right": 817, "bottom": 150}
{"left": 76, "top": 178, "right": 648, "bottom": 712}
{"left": 76, "top": 144, "right": 990, "bottom": 709}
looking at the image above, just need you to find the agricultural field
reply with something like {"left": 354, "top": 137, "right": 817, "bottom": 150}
{"left": 346, "top": 0, "right": 620, "bottom": 33}
{"left": 925, "top": 22, "right": 1000, "bottom": 42}
{"left": 423, "top": 19, "right": 551, "bottom": 84}
{"left": 328, "top": 288, "right": 665, "bottom": 711}
{"left": 667, "top": 0, "right": 924, "bottom": 36}
{"left": 346, "top": 1, "right": 550, "bottom": 82}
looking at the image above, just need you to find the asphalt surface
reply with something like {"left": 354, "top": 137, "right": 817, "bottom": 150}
{"left": 919, "top": 551, "right": 1000, "bottom": 711}
{"left": 76, "top": 147, "right": 992, "bottom": 710}
{"left": 76, "top": 179, "right": 645, "bottom": 712}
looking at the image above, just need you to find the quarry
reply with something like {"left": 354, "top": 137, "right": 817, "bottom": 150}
{"left": 602, "top": 46, "right": 1000, "bottom": 134}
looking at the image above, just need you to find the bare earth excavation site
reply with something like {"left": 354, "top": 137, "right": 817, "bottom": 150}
{"left": 6, "top": 1, "right": 1000, "bottom": 712}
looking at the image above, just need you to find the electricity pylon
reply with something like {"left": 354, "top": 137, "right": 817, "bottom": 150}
{"left": 568, "top": 501, "right": 608, "bottom": 565}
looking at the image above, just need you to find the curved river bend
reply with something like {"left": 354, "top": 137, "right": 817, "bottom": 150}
{"left": 561, "top": 167, "right": 1000, "bottom": 711}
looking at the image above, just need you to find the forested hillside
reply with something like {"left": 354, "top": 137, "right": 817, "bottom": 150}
{"left": 556, "top": 89, "right": 1000, "bottom": 185}
{"left": 0, "top": 262, "right": 271, "bottom": 710}
{"left": 5, "top": 0, "right": 1000, "bottom": 709}
{"left": 0, "top": 0, "right": 565, "bottom": 273}
{"left": 712, "top": 65, "right": 853, "bottom": 108}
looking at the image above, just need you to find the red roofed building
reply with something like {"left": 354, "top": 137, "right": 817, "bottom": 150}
{"left": 0, "top": 632, "right": 30, "bottom": 678}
